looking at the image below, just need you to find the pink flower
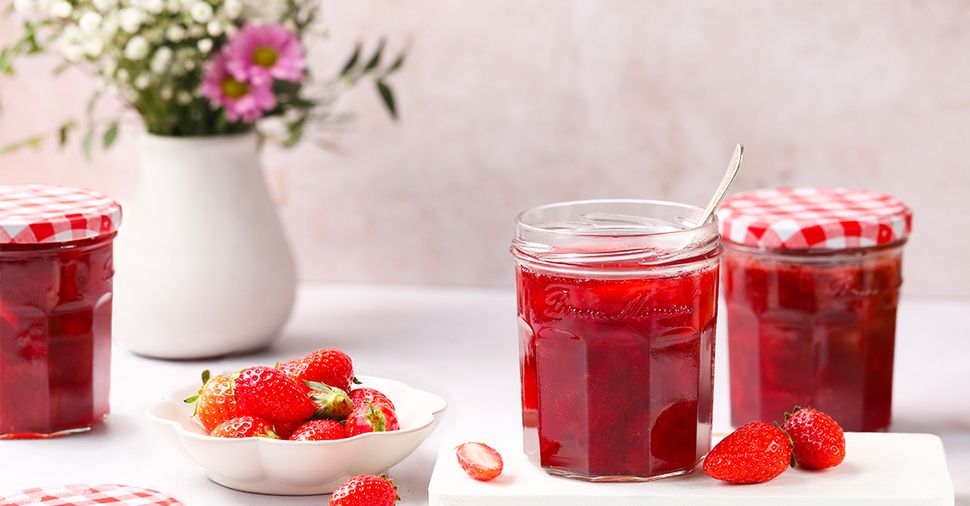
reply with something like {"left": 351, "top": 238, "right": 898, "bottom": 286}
{"left": 200, "top": 51, "right": 277, "bottom": 123}
{"left": 224, "top": 23, "right": 305, "bottom": 86}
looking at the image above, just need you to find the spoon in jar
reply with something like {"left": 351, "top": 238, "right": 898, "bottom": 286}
{"left": 695, "top": 143, "right": 743, "bottom": 226}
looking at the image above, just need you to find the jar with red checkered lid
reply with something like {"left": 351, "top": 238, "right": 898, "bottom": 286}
{"left": 716, "top": 187, "right": 911, "bottom": 432}
{"left": 0, "top": 184, "right": 122, "bottom": 438}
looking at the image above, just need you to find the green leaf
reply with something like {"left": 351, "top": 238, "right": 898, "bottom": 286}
{"left": 363, "top": 38, "right": 386, "bottom": 72}
{"left": 52, "top": 60, "right": 72, "bottom": 75}
{"left": 103, "top": 123, "right": 118, "bottom": 149}
{"left": 82, "top": 129, "right": 93, "bottom": 159}
{"left": 0, "top": 47, "right": 17, "bottom": 75}
{"left": 86, "top": 89, "right": 102, "bottom": 117}
{"left": 386, "top": 51, "right": 406, "bottom": 74}
{"left": 0, "top": 136, "right": 44, "bottom": 154}
{"left": 340, "top": 43, "right": 362, "bottom": 76}
{"left": 377, "top": 80, "right": 397, "bottom": 120}
{"left": 58, "top": 121, "right": 76, "bottom": 147}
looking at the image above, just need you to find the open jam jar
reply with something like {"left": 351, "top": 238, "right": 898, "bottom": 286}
{"left": 0, "top": 184, "right": 122, "bottom": 438}
{"left": 511, "top": 200, "right": 722, "bottom": 481}
{"left": 717, "top": 187, "right": 911, "bottom": 432}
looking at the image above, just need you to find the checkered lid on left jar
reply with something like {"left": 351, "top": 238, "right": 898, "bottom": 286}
{"left": 0, "top": 184, "right": 122, "bottom": 244}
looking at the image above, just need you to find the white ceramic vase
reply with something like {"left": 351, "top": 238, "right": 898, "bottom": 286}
{"left": 113, "top": 132, "right": 297, "bottom": 359}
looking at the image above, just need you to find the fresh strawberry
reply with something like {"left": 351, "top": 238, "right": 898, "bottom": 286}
{"left": 272, "top": 420, "right": 303, "bottom": 440}
{"left": 456, "top": 442, "right": 504, "bottom": 481}
{"left": 329, "top": 474, "right": 398, "bottom": 506}
{"left": 289, "top": 419, "right": 347, "bottom": 441}
{"left": 277, "top": 358, "right": 314, "bottom": 393}
{"left": 232, "top": 365, "right": 318, "bottom": 423}
{"left": 703, "top": 421, "right": 794, "bottom": 484}
{"left": 306, "top": 381, "right": 354, "bottom": 420}
{"left": 300, "top": 348, "right": 357, "bottom": 393}
{"left": 349, "top": 387, "right": 396, "bottom": 411}
{"left": 783, "top": 406, "right": 846, "bottom": 469}
{"left": 185, "top": 370, "right": 246, "bottom": 432}
{"left": 210, "top": 415, "right": 279, "bottom": 439}
{"left": 345, "top": 401, "right": 400, "bottom": 437}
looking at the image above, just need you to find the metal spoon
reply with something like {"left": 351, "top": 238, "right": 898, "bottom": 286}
{"left": 696, "top": 143, "right": 743, "bottom": 226}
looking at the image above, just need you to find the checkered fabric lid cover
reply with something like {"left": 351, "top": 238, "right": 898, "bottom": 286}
{"left": 716, "top": 187, "right": 912, "bottom": 249}
{"left": 0, "top": 184, "right": 122, "bottom": 244}
{"left": 0, "top": 484, "right": 183, "bottom": 506}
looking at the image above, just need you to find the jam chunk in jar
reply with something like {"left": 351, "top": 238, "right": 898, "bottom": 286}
{"left": 512, "top": 199, "right": 722, "bottom": 481}
{"left": 1, "top": 184, "right": 122, "bottom": 438}
{"left": 718, "top": 187, "right": 911, "bottom": 432}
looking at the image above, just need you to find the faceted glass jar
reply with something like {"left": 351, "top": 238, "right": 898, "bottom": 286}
{"left": 722, "top": 240, "right": 905, "bottom": 432}
{"left": 511, "top": 199, "right": 722, "bottom": 481}
{"left": 1, "top": 234, "right": 116, "bottom": 438}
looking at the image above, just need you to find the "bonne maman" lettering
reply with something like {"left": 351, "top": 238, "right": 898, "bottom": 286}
{"left": 544, "top": 290, "right": 689, "bottom": 319}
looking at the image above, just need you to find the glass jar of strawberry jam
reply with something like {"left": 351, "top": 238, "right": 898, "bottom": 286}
{"left": 511, "top": 199, "right": 722, "bottom": 481}
{"left": 0, "top": 184, "right": 122, "bottom": 438}
{"left": 717, "top": 187, "right": 911, "bottom": 432}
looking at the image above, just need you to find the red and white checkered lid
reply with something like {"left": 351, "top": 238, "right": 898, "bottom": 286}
{"left": 0, "top": 484, "right": 183, "bottom": 505}
{"left": 0, "top": 184, "right": 122, "bottom": 245}
{"left": 716, "top": 187, "right": 912, "bottom": 250}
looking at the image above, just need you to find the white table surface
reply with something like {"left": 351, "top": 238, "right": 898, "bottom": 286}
{"left": 1, "top": 283, "right": 967, "bottom": 505}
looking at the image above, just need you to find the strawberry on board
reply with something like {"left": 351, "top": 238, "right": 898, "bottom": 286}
{"left": 210, "top": 415, "right": 280, "bottom": 439}
{"left": 345, "top": 401, "right": 400, "bottom": 437}
{"left": 349, "top": 387, "right": 396, "bottom": 411}
{"left": 289, "top": 419, "right": 347, "bottom": 441}
{"left": 233, "top": 365, "right": 318, "bottom": 423}
{"left": 703, "top": 421, "right": 794, "bottom": 484}
{"left": 783, "top": 406, "right": 846, "bottom": 469}
{"left": 184, "top": 370, "right": 246, "bottom": 432}
{"left": 329, "top": 474, "right": 398, "bottom": 506}
{"left": 456, "top": 442, "right": 504, "bottom": 481}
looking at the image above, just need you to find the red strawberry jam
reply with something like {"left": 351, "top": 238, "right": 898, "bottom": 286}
{"left": 723, "top": 243, "right": 903, "bottom": 432}
{"left": 717, "top": 187, "right": 911, "bottom": 433}
{"left": 512, "top": 199, "right": 721, "bottom": 481}
{"left": 0, "top": 185, "right": 121, "bottom": 438}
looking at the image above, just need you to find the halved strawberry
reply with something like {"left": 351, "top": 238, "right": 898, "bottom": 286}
{"left": 456, "top": 442, "right": 503, "bottom": 481}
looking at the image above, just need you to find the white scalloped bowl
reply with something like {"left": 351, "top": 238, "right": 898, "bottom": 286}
{"left": 145, "top": 375, "right": 447, "bottom": 495}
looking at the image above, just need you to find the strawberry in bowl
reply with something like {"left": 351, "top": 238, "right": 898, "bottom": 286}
{"left": 145, "top": 349, "right": 447, "bottom": 495}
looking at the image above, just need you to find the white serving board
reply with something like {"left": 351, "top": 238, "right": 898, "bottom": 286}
{"left": 428, "top": 432, "right": 954, "bottom": 506}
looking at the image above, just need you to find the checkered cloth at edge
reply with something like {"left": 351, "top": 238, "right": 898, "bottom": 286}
{"left": 0, "top": 484, "right": 183, "bottom": 506}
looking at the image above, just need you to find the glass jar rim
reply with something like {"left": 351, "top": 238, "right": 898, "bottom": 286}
{"left": 512, "top": 199, "right": 722, "bottom": 274}
{"left": 514, "top": 198, "right": 713, "bottom": 237}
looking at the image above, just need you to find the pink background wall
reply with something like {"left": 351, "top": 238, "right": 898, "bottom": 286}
{"left": 2, "top": 1, "right": 969, "bottom": 297}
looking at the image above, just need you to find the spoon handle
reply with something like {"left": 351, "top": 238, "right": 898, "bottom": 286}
{"left": 698, "top": 144, "right": 743, "bottom": 225}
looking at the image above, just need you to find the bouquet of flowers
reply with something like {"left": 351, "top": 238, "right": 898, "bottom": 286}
{"left": 0, "top": 0, "right": 403, "bottom": 153}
